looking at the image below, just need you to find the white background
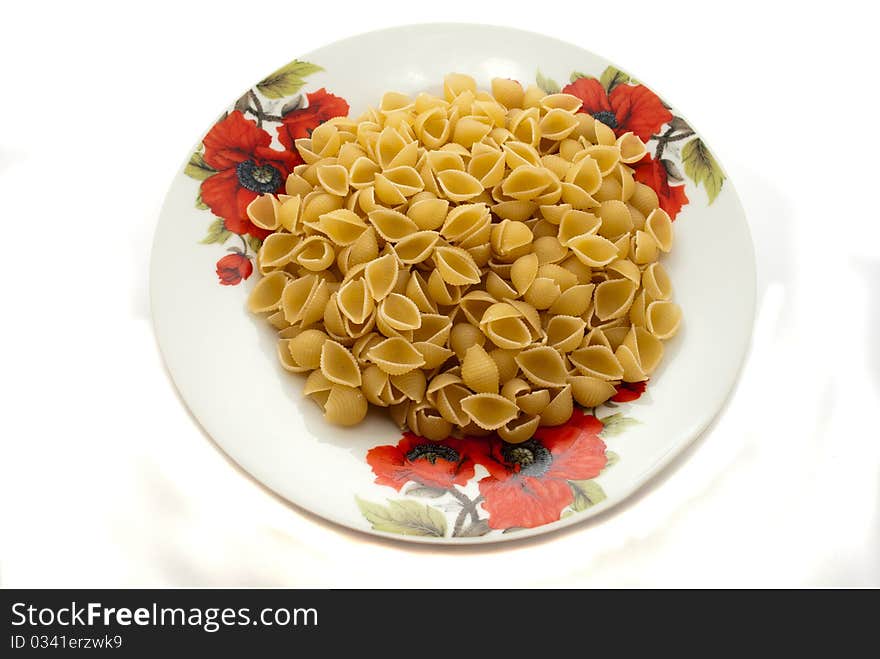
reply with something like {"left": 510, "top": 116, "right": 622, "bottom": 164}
{"left": 2, "top": 0, "right": 878, "bottom": 587}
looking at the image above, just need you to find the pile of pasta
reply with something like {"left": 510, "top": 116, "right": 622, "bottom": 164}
{"left": 246, "top": 73, "right": 682, "bottom": 442}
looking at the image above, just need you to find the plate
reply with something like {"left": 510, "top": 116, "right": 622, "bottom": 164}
{"left": 151, "top": 23, "right": 754, "bottom": 543}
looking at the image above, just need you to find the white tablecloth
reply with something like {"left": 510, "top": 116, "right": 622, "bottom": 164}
{"left": 2, "top": 0, "right": 878, "bottom": 587}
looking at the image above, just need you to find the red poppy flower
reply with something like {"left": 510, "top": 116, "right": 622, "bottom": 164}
{"left": 561, "top": 78, "right": 672, "bottom": 142}
{"left": 477, "top": 410, "right": 607, "bottom": 529}
{"left": 366, "top": 432, "right": 489, "bottom": 492}
{"left": 612, "top": 380, "right": 648, "bottom": 403}
{"left": 200, "top": 110, "right": 300, "bottom": 239}
{"left": 632, "top": 153, "right": 689, "bottom": 220}
{"left": 276, "top": 88, "right": 350, "bottom": 151}
{"left": 215, "top": 253, "right": 253, "bottom": 286}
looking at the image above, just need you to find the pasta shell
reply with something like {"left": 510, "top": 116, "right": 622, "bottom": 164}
{"left": 247, "top": 193, "right": 281, "bottom": 231}
{"left": 549, "top": 283, "right": 594, "bottom": 316}
{"left": 583, "top": 144, "right": 619, "bottom": 175}
{"left": 516, "top": 346, "right": 568, "bottom": 387}
{"left": 516, "top": 389, "right": 551, "bottom": 416}
{"left": 485, "top": 271, "right": 519, "bottom": 300}
{"left": 460, "top": 393, "right": 518, "bottom": 430}
{"left": 569, "top": 375, "right": 617, "bottom": 407}
{"left": 632, "top": 230, "right": 659, "bottom": 264}
{"left": 458, "top": 290, "right": 497, "bottom": 326}
{"left": 524, "top": 277, "right": 561, "bottom": 310}
{"left": 248, "top": 270, "right": 288, "bottom": 313}
{"left": 407, "top": 403, "right": 453, "bottom": 441}
{"left": 646, "top": 208, "right": 674, "bottom": 252}
{"left": 594, "top": 176, "right": 623, "bottom": 203}
{"left": 489, "top": 349, "right": 519, "bottom": 383}
{"left": 510, "top": 253, "right": 539, "bottom": 294}
{"left": 337, "top": 278, "right": 375, "bottom": 324}
{"left": 607, "top": 259, "right": 641, "bottom": 285}
{"left": 646, "top": 301, "right": 682, "bottom": 340}
{"left": 436, "top": 170, "right": 484, "bottom": 202}
{"left": 491, "top": 77, "right": 524, "bottom": 109}
{"left": 449, "top": 322, "right": 485, "bottom": 360}
{"left": 322, "top": 385, "right": 368, "bottom": 426}
{"left": 643, "top": 262, "right": 673, "bottom": 300}
{"left": 453, "top": 116, "right": 492, "bottom": 149}
{"left": 287, "top": 328, "right": 328, "bottom": 370}
{"left": 480, "top": 318, "right": 531, "bottom": 351}
{"left": 317, "top": 208, "right": 367, "bottom": 246}
{"left": 503, "top": 141, "right": 542, "bottom": 169}
{"left": 622, "top": 326, "right": 664, "bottom": 375}
{"left": 532, "top": 236, "right": 568, "bottom": 265}
{"left": 594, "top": 278, "right": 638, "bottom": 321}
{"left": 498, "top": 414, "right": 541, "bottom": 444}
{"left": 461, "top": 344, "right": 500, "bottom": 393}
{"left": 316, "top": 163, "right": 350, "bottom": 196}
{"left": 413, "top": 342, "right": 454, "bottom": 369}
{"left": 374, "top": 167, "right": 423, "bottom": 205}
{"left": 352, "top": 332, "right": 384, "bottom": 366}
{"left": 361, "top": 365, "right": 392, "bottom": 406}
{"left": 427, "top": 149, "right": 465, "bottom": 173}
{"left": 546, "top": 315, "right": 587, "bottom": 353}
{"left": 427, "top": 269, "right": 462, "bottom": 306}
{"left": 294, "top": 235, "right": 336, "bottom": 271}
{"left": 277, "top": 339, "right": 309, "bottom": 372}
{"left": 285, "top": 173, "right": 312, "bottom": 197}
{"left": 378, "top": 293, "right": 422, "bottom": 331}
{"left": 391, "top": 369, "right": 427, "bottom": 403}
{"left": 569, "top": 345, "right": 625, "bottom": 380}
{"left": 468, "top": 148, "right": 506, "bottom": 188}
{"left": 301, "top": 191, "right": 344, "bottom": 226}
{"left": 303, "top": 370, "right": 333, "bottom": 406}
{"left": 394, "top": 230, "right": 440, "bottom": 265}
{"left": 616, "top": 132, "right": 647, "bottom": 164}
{"left": 434, "top": 246, "right": 482, "bottom": 285}
{"left": 539, "top": 108, "right": 580, "bottom": 141}
{"left": 441, "top": 203, "right": 490, "bottom": 244}
{"left": 538, "top": 385, "right": 574, "bottom": 426}
{"left": 320, "top": 340, "right": 362, "bottom": 387}
{"left": 367, "top": 337, "right": 426, "bottom": 375}
{"left": 538, "top": 263, "right": 578, "bottom": 290}
{"left": 597, "top": 200, "right": 634, "bottom": 240}
{"left": 407, "top": 197, "right": 449, "bottom": 230}
{"left": 567, "top": 234, "right": 619, "bottom": 266}
{"left": 368, "top": 208, "right": 419, "bottom": 242}
{"left": 259, "top": 233, "right": 300, "bottom": 268}
{"left": 501, "top": 166, "right": 553, "bottom": 201}
{"left": 565, "top": 156, "right": 602, "bottom": 195}
{"left": 363, "top": 253, "right": 399, "bottom": 301}
{"left": 629, "top": 182, "right": 660, "bottom": 217}
{"left": 491, "top": 220, "right": 534, "bottom": 260}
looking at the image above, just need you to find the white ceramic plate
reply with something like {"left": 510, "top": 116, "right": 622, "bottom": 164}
{"left": 151, "top": 23, "right": 754, "bottom": 543}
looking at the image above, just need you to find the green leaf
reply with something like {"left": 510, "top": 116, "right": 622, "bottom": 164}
{"left": 200, "top": 218, "right": 231, "bottom": 245}
{"left": 599, "top": 412, "right": 640, "bottom": 438}
{"left": 569, "top": 479, "right": 607, "bottom": 512}
{"left": 456, "top": 520, "right": 491, "bottom": 537}
{"left": 536, "top": 70, "right": 561, "bottom": 94}
{"left": 184, "top": 150, "right": 216, "bottom": 181}
{"left": 246, "top": 234, "right": 263, "bottom": 254}
{"left": 256, "top": 60, "right": 324, "bottom": 99}
{"left": 404, "top": 485, "right": 448, "bottom": 499}
{"left": 569, "top": 71, "right": 595, "bottom": 83}
{"left": 681, "top": 137, "right": 725, "bottom": 204}
{"left": 605, "top": 451, "right": 620, "bottom": 469}
{"left": 195, "top": 190, "right": 209, "bottom": 210}
{"left": 356, "top": 497, "right": 447, "bottom": 537}
{"left": 600, "top": 66, "right": 630, "bottom": 93}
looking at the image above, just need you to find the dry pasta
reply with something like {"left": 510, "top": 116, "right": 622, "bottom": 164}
{"left": 247, "top": 74, "right": 682, "bottom": 439}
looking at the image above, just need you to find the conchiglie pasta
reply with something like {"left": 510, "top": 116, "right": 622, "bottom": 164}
{"left": 248, "top": 73, "right": 682, "bottom": 431}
